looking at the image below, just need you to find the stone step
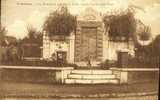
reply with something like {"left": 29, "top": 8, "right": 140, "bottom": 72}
{"left": 71, "top": 70, "right": 112, "bottom": 75}
{"left": 68, "top": 74, "right": 116, "bottom": 79}
{"left": 65, "top": 79, "right": 119, "bottom": 84}
{"left": 75, "top": 62, "right": 101, "bottom": 67}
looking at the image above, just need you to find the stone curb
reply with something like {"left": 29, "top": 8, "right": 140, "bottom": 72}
{"left": 0, "top": 91, "right": 158, "bottom": 98}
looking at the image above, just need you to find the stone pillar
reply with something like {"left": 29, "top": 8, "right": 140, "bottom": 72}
{"left": 103, "top": 24, "right": 109, "bottom": 61}
{"left": 74, "top": 27, "right": 81, "bottom": 62}
{"left": 68, "top": 33, "right": 75, "bottom": 63}
{"left": 120, "top": 71, "right": 128, "bottom": 84}
{"left": 112, "top": 69, "right": 128, "bottom": 84}
{"left": 43, "top": 32, "right": 51, "bottom": 59}
{"left": 117, "top": 50, "right": 129, "bottom": 68}
{"left": 97, "top": 27, "right": 103, "bottom": 62}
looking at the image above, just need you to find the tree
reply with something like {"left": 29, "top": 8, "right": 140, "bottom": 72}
{"left": 20, "top": 25, "right": 43, "bottom": 58}
{"left": 103, "top": 8, "right": 136, "bottom": 41}
{"left": 0, "top": 26, "right": 7, "bottom": 44}
{"left": 26, "top": 25, "right": 37, "bottom": 43}
{"left": 43, "top": 6, "right": 77, "bottom": 37}
{"left": 153, "top": 35, "right": 160, "bottom": 68}
{"left": 152, "top": 35, "right": 160, "bottom": 56}
{"left": 21, "top": 25, "right": 42, "bottom": 45}
{"left": 138, "top": 26, "right": 151, "bottom": 41}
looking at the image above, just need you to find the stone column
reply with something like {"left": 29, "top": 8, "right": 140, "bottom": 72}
{"left": 68, "top": 33, "right": 75, "bottom": 63}
{"left": 74, "top": 27, "right": 81, "bottom": 62}
{"left": 97, "top": 26, "right": 103, "bottom": 62}
{"left": 43, "top": 31, "right": 50, "bottom": 59}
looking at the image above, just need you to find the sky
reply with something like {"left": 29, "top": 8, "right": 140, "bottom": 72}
{"left": 1, "top": 0, "right": 160, "bottom": 39}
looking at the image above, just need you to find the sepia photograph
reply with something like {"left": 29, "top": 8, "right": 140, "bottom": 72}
{"left": 0, "top": 0, "right": 159, "bottom": 100}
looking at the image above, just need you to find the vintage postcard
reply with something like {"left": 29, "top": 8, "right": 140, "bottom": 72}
{"left": 0, "top": 0, "right": 159, "bottom": 100}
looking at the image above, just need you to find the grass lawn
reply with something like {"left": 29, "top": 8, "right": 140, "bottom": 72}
{"left": 0, "top": 81, "right": 158, "bottom": 98}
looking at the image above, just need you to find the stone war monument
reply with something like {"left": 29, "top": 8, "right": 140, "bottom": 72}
{"left": 43, "top": 7, "right": 134, "bottom": 67}
{"left": 0, "top": 0, "right": 159, "bottom": 99}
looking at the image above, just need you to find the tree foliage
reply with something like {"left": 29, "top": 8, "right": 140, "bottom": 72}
{"left": 0, "top": 26, "right": 9, "bottom": 46}
{"left": 135, "top": 34, "right": 160, "bottom": 57}
{"left": 138, "top": 26, "right": 151, "bottom": 41}
{"left": 152, "top": 35, "right": 160, "bottom": 56}
{"left": 21, "top": 25, "right": 42, "bottom": 46}
{"left": 103, "top": 9, "right": 136, "bottom": 40}
{"left": 43, "top": 6, "right": 76, "bottom": 36}
{"left": 0, "top": 26, "right": 7, "bottom": 41}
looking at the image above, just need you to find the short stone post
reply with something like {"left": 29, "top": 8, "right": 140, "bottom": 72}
{"left": 117, "top": 50, "right": 129, "bottom": 68}
{"left": 61, "top": 69, "right": 72, "bottom": 84}
{"left": 119, "top": 71, "right": 128, "bottom": 84}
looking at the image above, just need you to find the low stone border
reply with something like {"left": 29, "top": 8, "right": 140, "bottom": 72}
{"left": 0, "top": 92, "right": 158, "bottom": 98}
{"left": 110, "top": 68, "right": 159, "bottom": 72}
{"left": 110, "top": 67, "right": 159, "bottom": 84}
{"left": 0, "top": 65, "right": 74, "bottom": 70}
{"left": 0, "top": 66, "right": 74, "bottom": 83}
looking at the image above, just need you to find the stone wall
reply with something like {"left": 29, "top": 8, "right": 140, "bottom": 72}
{"left": 111, "top": 68, "right": 159, "bottom": 84}
{"left": 127, "top": 71, "right": 159, "bottom": 84}
{"left": 42, "top": 7, "right": 136, "bottom": 64}
{"left": 0, "top": 69, "right": 60, "bottom": 83}
{"left": 42, "top": 32, "right": 75, "bottom": 63}
{"left": 103, "top": 37, "right": 134, "bottom": 61}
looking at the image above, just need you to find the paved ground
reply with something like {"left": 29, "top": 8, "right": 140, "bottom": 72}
{"left": 0, "top": 81, "right": 158, "bottom": 98}
{"left": 2, "top": 95, "right": 159, "bottom": 100}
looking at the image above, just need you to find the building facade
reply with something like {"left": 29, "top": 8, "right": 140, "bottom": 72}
{"left": 42, "top": 8, "right": 135, "bottom": 66}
